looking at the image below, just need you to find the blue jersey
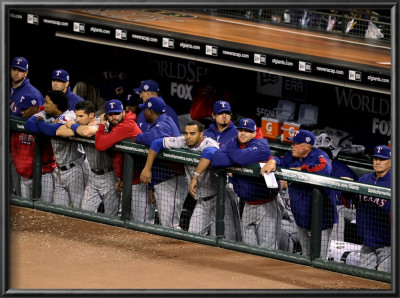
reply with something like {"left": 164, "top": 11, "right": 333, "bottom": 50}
{"left": 66, "top": 87, "right": 84, "bottom": 111}
{"left": 10, "top": 78, "right": 44, "bottom": 116}
{"left": 331, "top": 159, "right": 358, "bottom": 205}
{"left": 136, "top": 113, "right": 182, "bottom": 185}
{"left": 275, "top": 148, "right": 336, "bottom": 230}
{"left": 357, "top": 169, "right": 391, "bottom": 248}
{"left": 212, "top": 137, "right": 278, "bottom": 202}
{"left": 203, "top": 122, "right": 237, "bottom": 148}
{"left": 137, "top": 103, "right": 179, "bottom": 132}
{"left": 136, "top": 114, "right": 180, "bottom": 146}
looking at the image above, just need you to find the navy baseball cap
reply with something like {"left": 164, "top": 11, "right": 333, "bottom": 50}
{"left": 372, "top": 145, "right": 391, "bottom": 159}
{"left": 11, "top": 57, "right": 29, "bottom": 71}
{"left": 106, "top": 99, "right": 124, "bottom": 114}
{"left": 133, "top": 80, "right": 159, "bottom": 93}
{"left": 125, "top": 93, "right": 140, "bottom": 107}
{"left": 16, "top": 94, "right": 39, "bottom": 109}
{"left": 288, "top": 129, "right": 315, "bottom": 145}
{"left": 213, "top": 100, "right": 231, "bottom": 114}
{"left": 237, "top": 118, "right": 257, "bottom": 132}
{"left": 139, "top": 97, "right": 166, "bottom": 113}
{"left": 52, "top": 69, "right": 69, "bottom": 82}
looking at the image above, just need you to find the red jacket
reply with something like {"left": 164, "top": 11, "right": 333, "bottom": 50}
{"left": 11, "top": 131, "right": 56, "bottom": 178}
{"left": 95, "top": 111, "right": 142, "bottom": 184}
{"left": 95, "top": 111, "right": 141, "bottom": 151}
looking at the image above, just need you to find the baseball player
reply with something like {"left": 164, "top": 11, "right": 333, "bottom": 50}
{"left": 10, "top": 57, "right": 44, "bottom": 117}
{"left": 9, "top": 56, "right": 44, "bottom": 195}
{"left": 212, "top": 118, "right": 281, "bottom": 248}
{"left": 133, "top": 80, "right": 180, "bottom": 131}
{"left": 140, "top": 120, "right": 219, "bottom": 236}
{"left": 261, "top": 129, "right": 336, "bottom": 258}
{"left": 51, "top": 69, "right": 84, "bottom": 110}
{"left": 24, "top": 90, "right": 88, "bottom": 209}
{"left": 56, "top": 100, "right": 121, "bottom": 215}
{"left": 94, "top": 100, "right": 147, "bottom": 221}
{"left": 11, "top": 93, "right": 56, "bottom": 202}
{"left": 135, "top": 96, "right": 187, "bottom": 229}
{"left": 203, "top": 100, "right": 242, "bottom": 242}
{"left": 342, "top": 145, "right": 391, "bottom": 273}
{"left": 319, "top": 147, "right": 359, "bottom": 242}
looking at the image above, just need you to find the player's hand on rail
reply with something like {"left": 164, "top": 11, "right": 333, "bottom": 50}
{"left": 260, "top": 159, "right": 276, "bottom": 175}
{"left": 115, "top": 180, "right": 123, "bottom": 192}
{"left": 189, "top": 177, "right": 198, "bottom": 198}
{"left": 148, "top": 189, "right": 156, "bottom": 205}
{"left": 140, "top": 167, "right": 152, "bottom": 184}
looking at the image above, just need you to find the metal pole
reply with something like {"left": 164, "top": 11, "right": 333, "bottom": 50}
{"left": 31, "top": 135, "right": 43, "bottom": 200}
{"left": 310, "top": 187, "right": 324, "bottom": 259}
{"left": 121, "top": 153, "right": 133, "bottom": 220}
{"left": 216, "top": 170, "right": 227, "bottom": 238}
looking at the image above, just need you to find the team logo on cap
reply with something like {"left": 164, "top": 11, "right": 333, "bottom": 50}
{"left": 144, "top": 84, "right": 150, "bottom": 91}
{"left": 305, "top": 137, "right": 311, "bottom": 143}
{"left": 376, "top": 146, "right": 391, "bottom": 157}
{"left": 147, "top": 102, "right": 152, "bottom": 108}
{"left": 19, "top": 96, "right": 37, "bottom": 106}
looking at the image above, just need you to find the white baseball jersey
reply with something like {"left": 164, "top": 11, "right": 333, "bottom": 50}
{"left": 35, "top": 110, "right": 85, "bottom": 165}
{"left": 162, "top": 136, "right": 219, "bottom": 200}
{"left": 35, "top": 110, "right": 87, "bottom": 208}
{"left": 81, "top": 117, "right": 113, "bottom": 171}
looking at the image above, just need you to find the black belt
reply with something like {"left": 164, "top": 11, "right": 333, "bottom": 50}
{"left": 201, "top": 194, "right": 217, "bottom": 202}
{"left": 91, "top": 167, "right": 114, "bottom": 175}
{"left": 58, "top": 163, "right": 76, "bottom": 171}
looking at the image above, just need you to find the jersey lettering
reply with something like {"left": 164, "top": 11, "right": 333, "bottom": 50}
{"left": 360, "top": 195, "right": 386, "bottom": 207}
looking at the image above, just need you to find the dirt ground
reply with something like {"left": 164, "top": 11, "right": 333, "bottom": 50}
{"left": 8, "top": 206, "right": 391, "bottom": 291}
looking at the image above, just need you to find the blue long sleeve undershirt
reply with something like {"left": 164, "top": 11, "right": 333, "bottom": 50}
{"left": 36, "top": 118, "right": 63, "bottom": 136}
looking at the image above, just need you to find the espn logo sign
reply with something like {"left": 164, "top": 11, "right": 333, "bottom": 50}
{"left": 206, "top": 45, "right": 218, "bottom": 56}
{"left": 162, "top": 38, "right": 174, "bottom": 49}
{"left": 73, "top": 22, "right": 85, "bottom": 33}
{"left": 348, "top": 70, "right": 362, "bottom": 82}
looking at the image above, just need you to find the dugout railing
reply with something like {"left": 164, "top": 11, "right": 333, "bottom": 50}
{"left": 9, "top": 117, "right": 391, "bottom": 283}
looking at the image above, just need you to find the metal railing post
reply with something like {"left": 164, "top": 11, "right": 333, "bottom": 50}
{"left": 310, "top": 188, "right": 324, "bottom": 259}
{"left": 216, "top": 170, "right": 227, "bottom": 238}
{"left": 31, "top": 135, "right": 43, "bottom": 200}
{"left": 121, "top": 153, "right": 133, "bottom": 220}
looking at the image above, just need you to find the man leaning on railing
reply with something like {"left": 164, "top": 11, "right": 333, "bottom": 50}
{"left": 211, "top": 118, "right": 280, "bottom": 249}
{"left": 140, "top": 120, "right": 219, "bottom": 236}
{"left": 261, "top": 129, "right": 336, "bottom": 259}
{"left": 341, "top": 145, "right": 391, "bottom": 273}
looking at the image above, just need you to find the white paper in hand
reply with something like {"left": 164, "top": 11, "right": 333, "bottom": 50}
{"left": 259, "top": 162, "right": 278, "bottom": 189}
{"left": 264, "top": 172, "right": 279, "bottom": 188}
